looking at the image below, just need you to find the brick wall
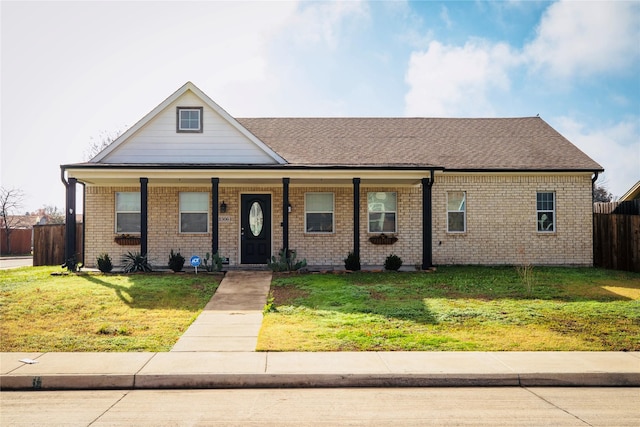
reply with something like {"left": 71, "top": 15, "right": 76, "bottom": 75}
{"left": 83, "top": 174, "right": 593, "bottom": 268}
{"left": 432, "top": 174, "right": 594, "bottom": 266}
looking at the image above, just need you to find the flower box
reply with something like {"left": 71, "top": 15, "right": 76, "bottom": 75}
{"left": 369, "top": 234, "right": 398, "bottom": 245}
{"left": 114, "top": 235, "right": 141, "bottom": 246}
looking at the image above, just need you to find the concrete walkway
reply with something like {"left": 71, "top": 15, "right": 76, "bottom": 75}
{"left": 171, "top": 271, "right": 271, "bottom": 352}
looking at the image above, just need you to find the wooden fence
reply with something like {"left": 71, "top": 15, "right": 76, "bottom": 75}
{"left": 0, "top": 228, "right": 32, "bottom": 255}
{"left": 593, "top": 214, "right": 640, "bottom": 273}
{"left": 593, "top": 200, "right": 640, "bottom": 214}
{"left": 33, "top": 224, "right": 83, "bottom": 266}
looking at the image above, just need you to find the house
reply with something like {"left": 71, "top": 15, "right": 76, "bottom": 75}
{"left": 620, "top": 181, "right": 640, "bottom": 202}
{"left": 61, "top": 82, "right": 603, "bottom": 268}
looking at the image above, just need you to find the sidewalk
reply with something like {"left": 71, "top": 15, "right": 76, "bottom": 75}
{"left": 2, "top": 351, "right": 639, "bottom": 390}
{"left": 1, "top": 270, "right": 639, "bottom": 390}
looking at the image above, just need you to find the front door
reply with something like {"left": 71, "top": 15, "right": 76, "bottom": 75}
{"left": 240, "top": 194, "right": 271, "bottom": 264}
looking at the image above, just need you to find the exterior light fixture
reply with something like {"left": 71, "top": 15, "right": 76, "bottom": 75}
{"left": 220, "top": 201, "right": 227, "bottom": 213}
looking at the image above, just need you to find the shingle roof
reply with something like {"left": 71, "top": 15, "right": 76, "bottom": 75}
{"left": 237, "top": 117, "right": 602, "bottom": 171}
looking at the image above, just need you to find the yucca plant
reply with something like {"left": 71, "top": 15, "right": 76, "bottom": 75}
{"left": 121, "top": 251, "right": 152, "bottom": 273}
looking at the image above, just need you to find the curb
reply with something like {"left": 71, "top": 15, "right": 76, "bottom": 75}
{"left": 3, "top": 372, "right": 640, "bottom": 391}
{"left": 3, "top": 351, "right": 639, "bottom": 391}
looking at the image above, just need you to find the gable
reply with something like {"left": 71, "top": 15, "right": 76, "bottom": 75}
{"left": 93, "top": 83, "right": 283, "bottom": 165}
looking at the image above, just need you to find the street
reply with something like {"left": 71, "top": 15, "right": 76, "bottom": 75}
{"left": 1, "top": 387, "right": 638, "bottom": 426}
{"left": 0, "top": 256, "right": 32, "bottom": 270}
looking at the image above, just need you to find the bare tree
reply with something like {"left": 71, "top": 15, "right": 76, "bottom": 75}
{"left": 84, "top": 128, "right": 125, "bottom": 161}
{"left": 1, "top": 186, "right": 25, "bottom": 254}
{"left": 37, "top": 205, "right": 65, "bottom": 224}
{"left": 593, "top": 175, "right": 613, "bottom": 202}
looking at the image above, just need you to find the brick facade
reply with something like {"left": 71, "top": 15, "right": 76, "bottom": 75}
{"left": 83, "top": 173, "right": 593, "bottom": 268}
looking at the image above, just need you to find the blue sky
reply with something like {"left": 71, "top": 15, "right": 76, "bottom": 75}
{"left": 1, "top": 0, "right": 639, "bottom": 213}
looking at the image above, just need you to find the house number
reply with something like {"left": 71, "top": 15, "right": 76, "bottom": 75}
{"left": 219, "top": 216, "right": 231, "bottom": 222}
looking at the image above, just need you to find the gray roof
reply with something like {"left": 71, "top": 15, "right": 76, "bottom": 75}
{"left": 237, "top": 117, "right": 602, "bottom": 171}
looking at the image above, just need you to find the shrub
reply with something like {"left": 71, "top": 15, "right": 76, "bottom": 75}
{"left": 384, "top": 254, "right": 402, "bottom": 271}
{"left": 344, "top": 251, "right": 361, "bottom": 271}
{"left": 121, "top": 251, "right": 152, "bottom": 273}
{"left": 62, "top": 255, "right": 81, "bottom": 273}
{"left": 268, "top": 249, "right": 307, "bottom": 272}
{"left": 203, "top": 252, "right": 224, "bottom": 272}
{"left": 168, "top": 249, "right": 185, "bottom": 272}
{"left": 96, "top": 253, "right": 113, "bottom": 273}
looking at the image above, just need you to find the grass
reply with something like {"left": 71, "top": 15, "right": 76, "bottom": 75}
{"left": 0, "top": 267, "right": 221, "bottom": 352}
{"left": 257, "top": 266, "right": 640, "bottom": 351}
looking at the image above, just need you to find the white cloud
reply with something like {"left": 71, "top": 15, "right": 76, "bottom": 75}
{"left": 440, "top": 5, "right": 452, "bottom": 29}
{"left": 404, "top": 40, "right": 520, "bottom": 116}
{"left": 281, "top": 0, "right": 370, "bottom": 49}
{"left": 554, "top": 117, "right": 640, "bottom": 199}
{"left": 525, "top": 1, "right": 640, "bottom": 77}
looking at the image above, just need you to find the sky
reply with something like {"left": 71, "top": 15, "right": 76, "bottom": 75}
{"left": 1, "top": 0, "right": 639, "bottom": 213}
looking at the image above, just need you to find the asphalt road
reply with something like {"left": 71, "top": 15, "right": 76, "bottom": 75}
{"left": 2, "top": 387, "right": 638, "bottom": 426}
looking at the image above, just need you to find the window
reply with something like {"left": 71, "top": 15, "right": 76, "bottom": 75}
{"left": 180, "top": 192, "right": 209, "bottom": 233}
{"left": 447, "top": 191, "right": 466, "bottom": 233}
{"left": 305, "top": 193, "right": 334, "bottom": 233}
{"left": 115, "top": 192, "right": 140, "bottom": 233}
{"left": 537, "top": 192, "right": 555, "bottom": 232}
{"left": 177, "top": 107, "right": 203, "bottom": 132}
{"left": 368, "top": 192, "right": 397, "bottom": 233}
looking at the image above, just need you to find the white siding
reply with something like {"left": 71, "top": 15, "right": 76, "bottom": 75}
{"left": 102, "top": 92, "right": 277, "bottom": 164}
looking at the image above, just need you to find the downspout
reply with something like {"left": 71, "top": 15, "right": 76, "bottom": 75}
{"left": 80, "top": 181, "right": 86, "bottom": 267}
{"left": 591, "top": 171, "right": 599, "bottom": 268}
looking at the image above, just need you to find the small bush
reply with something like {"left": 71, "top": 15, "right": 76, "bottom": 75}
{"left": 168, "top": 249, "right": 185, "bottom": 272}
{"left": 268, "top": 249, "right": 307, "bottom": 272}
{"left": 203, "top": 252, "right": 224, "bottom": 272}
{"left": 121, "top": 251, "right": 152, "bottom": 273}
{"left": 62, "top": 255, "right": 81, "bottom": 273}
{"left": 344, "top": 251, "right": 361, "bottom": 271}
{"left": 96, "top": 253, "right": 113, "bottom": 273}
{"left": 384, "top": 254, "right": 403, "bottom": 271}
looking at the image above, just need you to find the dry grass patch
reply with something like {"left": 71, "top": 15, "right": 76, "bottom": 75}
{"left": 0, "top": 267, "right": 221, "bottom": 352}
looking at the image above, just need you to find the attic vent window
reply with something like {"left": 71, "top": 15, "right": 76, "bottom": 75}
{"left": 177, "top": 107, "right": 203, "bottom": 132}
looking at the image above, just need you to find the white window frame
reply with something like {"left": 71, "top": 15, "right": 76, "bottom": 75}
{"left": 115, "top": 192, "right": 140, "bottom": 234}
{"left": 447, "top": 191, "right": 466, "bottom": 233}
{"left": 180, "top": 192, "right": 209, "bottom": 234}
{"left": 367, "top": 192, "right": 397, "bottom": 233}
{"left": 304, "top": 192, "right": 334, "bottom": 233}
{"left": 536, "top": 191, "right": 555, "bottom": 233}
{"left": 177, "top": 107, "right": 203, "bottom": 132}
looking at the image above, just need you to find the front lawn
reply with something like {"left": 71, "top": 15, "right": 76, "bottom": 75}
{"left": 258, "top": 266, "right": 640, "bottom": 351}
{"left": 0, "top": 267, "right": 220, "bottom": 352}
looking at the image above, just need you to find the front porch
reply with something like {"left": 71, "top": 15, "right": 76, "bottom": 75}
{"left": 62, "top": 167, "right": 437, "bottom": 269}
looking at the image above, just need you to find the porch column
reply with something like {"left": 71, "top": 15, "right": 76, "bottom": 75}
{"left": 140, "top": 177, "right": 148, "bottom": 257}
{"left": 282, "top": 177, "right": 290, "bottom": 254}
{"left": 64, "top": 177, "right": 77, "bottom": 264}
{"left": 422, "top": 172, "right": 434, "bottom": 269}
{"left": 211, "top": 178, "right": 219, "bottom": 255}
{"left": 353, "top": 178, "right": 361, "bottom": 260}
